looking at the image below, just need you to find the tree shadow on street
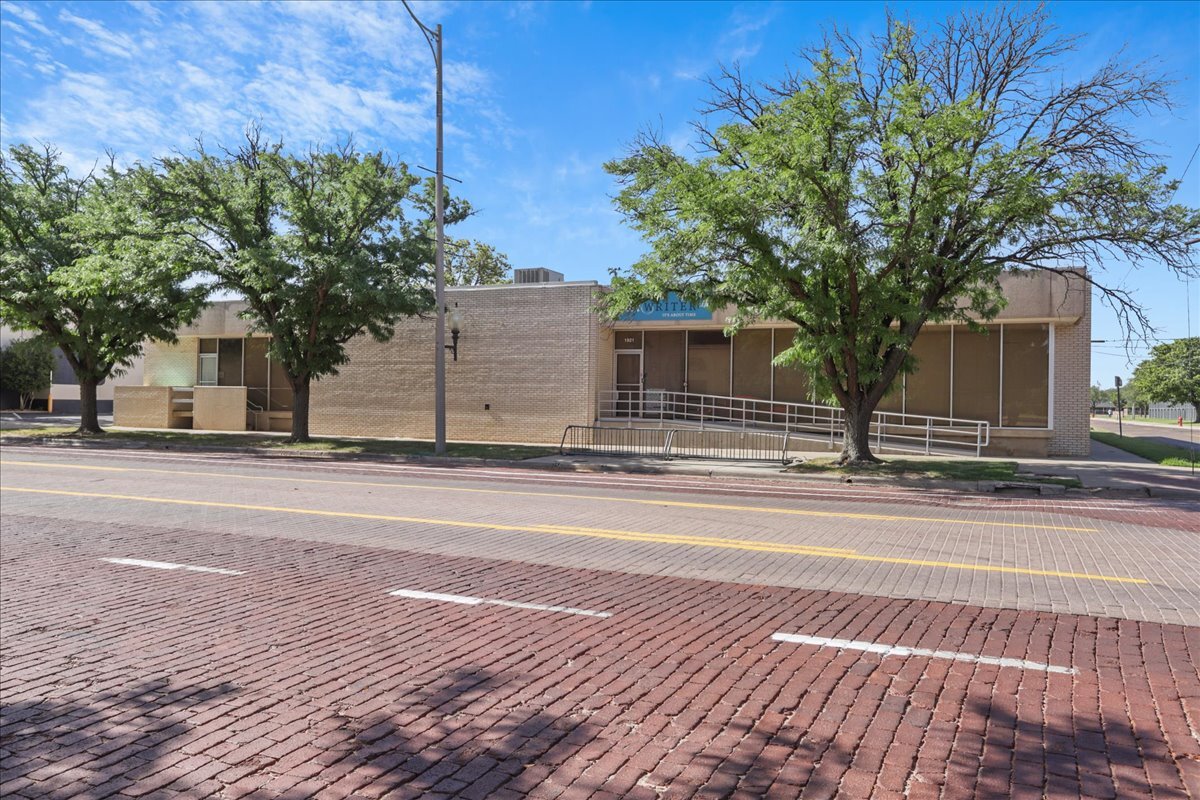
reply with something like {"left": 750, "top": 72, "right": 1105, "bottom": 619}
{"left": 966, "top": 693, "right": 1162, "bottom": 799}
{"left": 257, "top": 663, "right": 846, "bottom": 799}
{"left": 1, "top": 677, "right": 239, "bottom": 799}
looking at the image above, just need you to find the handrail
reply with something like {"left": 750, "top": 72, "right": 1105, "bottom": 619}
{"left": 561, "top": 424, "right": 792, "bottom": 463}
{"left": 597, "top": 389, "right": 990, "bottom": 456}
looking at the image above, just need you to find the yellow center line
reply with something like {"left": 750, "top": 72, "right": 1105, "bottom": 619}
{"left": 1, "top": 486, "right": 1145, "bottom": 584}
{"left": 526, "top": 523, "right": 857, "bottom": 554}
{"left": 0, "top": 458, "right": 1097, "bottom": 533}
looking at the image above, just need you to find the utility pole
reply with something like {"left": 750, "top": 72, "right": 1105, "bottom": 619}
{"left": 433, "top": 21, "right": 446, "bottom": 456}
{"left": 403, "top": 2, "right": 448, "bottom": 455}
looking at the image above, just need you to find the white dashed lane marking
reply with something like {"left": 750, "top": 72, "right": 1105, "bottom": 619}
{"left": 389, "top": 588, "right": 612, "bottom": 618}
{"left": 100, "top": 557, "right": 245, "bottom": 576}
{"left": 771, "top": 631, "right": 1076, "bottom": 674}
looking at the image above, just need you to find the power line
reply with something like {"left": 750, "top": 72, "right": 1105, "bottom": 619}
{"left": 1171, "top": 142, "right": 1199, "bottom": 202}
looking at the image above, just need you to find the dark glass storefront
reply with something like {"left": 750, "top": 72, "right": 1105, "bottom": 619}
{"left": 614, "top": 324, "right": 1051, "bottom": 428}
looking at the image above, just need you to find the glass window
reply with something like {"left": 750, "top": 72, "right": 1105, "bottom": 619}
{"left": 732, "top": 330, "right": 772, "bottom": 400}
{"left": 244, "top": 338, "right": 271, "bottom": 410}
{"left": 1002, "top": 324, "right": 1049, "bottom": 427}
{"left": 905, "top": 329, "right": 951, "bottom": 418}
{"left": 643, "top": 331, "right": 685, "bottom": 392}
{"left": 217, "top": 338, "right": 243, "bottom": 386}
{"left": 771, "top": 329, "right": 810, "bottom": 403}
{"left": 952, "top": 326, "right": 1001, "bottom": 424}
{"left": 198, "top": 353, "right": 217, "bottom": 386}
{"left": 268, "top": 355, "right": 292, "bottom": 411}
{"left": 687, "top": 331, "right": 730, "bottom": 395}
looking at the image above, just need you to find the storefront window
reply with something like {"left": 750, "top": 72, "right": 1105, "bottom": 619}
{"left": 905, "top": 329, "right": 952, "bottom": 419}
{"left": 732, "top": 330, "right": 772, "bottom": 400}
{"left": 217, "top": 338, "right": 243, "bottom": 386}
{"left": 771, "top": 329, "right": 810, "bottom": 404}
{"left": 643, "top": 331, "right": 685, "bottom": 392}
{"left": 952, "top": 326, "right": 1001, "bottom": 425}
{"left": 610, "top": 321, "right": 1050, "bottom": 428}
{"left": 687, "top": 331, "right": 730, "bottom": 395}
{"left": 1002, "top": 324, "right": 1049, "bottom": 427}
{"left": 194, "top": 336, "right": 293, "bottom": 412}
{"left": 244, "top": 338, "right": 270, "bottom": 410}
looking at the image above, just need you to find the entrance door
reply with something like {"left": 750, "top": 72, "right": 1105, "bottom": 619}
{"left": 615, "top": 351, "right": 643, "bottom": 416}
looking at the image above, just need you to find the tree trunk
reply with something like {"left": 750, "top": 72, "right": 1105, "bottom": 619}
{"left": 78, "top": 377, "right": 103, "bottom": 435}
{"left": 837, "top": 397, "right": 881, "bottom": 464}
{"left": 289, "top": 378, "right": 311, "bottom": 443}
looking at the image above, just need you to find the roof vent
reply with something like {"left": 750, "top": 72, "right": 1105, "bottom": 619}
{"left": 513, "top": 267, "right": 564, "bottom": 284}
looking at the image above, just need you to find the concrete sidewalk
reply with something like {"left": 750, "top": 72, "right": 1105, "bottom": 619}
{"left": 0, "top": 411, "right": 114, "bottom": 429}
{"left": 529, "top": 451, "right": 1200, "bottom": 500}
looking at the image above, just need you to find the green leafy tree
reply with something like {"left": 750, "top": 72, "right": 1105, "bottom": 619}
{"left": 0, "top": 144, "right": 208, "bottom": 434}
{"left": 0, "top": 336, "right": 55, "bottom": 409}
{"left": 446, "top": 239, "right": 511, "bottom": 286}
{"left": 604, "top": 7, "right": 1199, "bottom": 463}
{"left": 154, "top": 131, "right": 470, "bottom": 442}
{"left": 1131, "top": 338, "right": 1200, "bottom": 419}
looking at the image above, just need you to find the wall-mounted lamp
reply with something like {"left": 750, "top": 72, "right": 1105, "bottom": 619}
{"left": 446, "top": 306, "right": 464, "bottom": 361}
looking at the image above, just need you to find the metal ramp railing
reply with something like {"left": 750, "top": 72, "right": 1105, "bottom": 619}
{"left": 597, "top": 389, "right": 990, "bottom": 457}
{"left": 560, "top": 425, "right": 793, "bottom": 463}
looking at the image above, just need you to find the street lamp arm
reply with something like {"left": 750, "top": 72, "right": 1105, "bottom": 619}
{"left": 401, "top": 0, "right": 441, "bottom": 65}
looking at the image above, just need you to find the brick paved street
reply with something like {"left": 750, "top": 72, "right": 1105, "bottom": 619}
{"left": 1, "top": 446, "right": 1198, "bottom": 799}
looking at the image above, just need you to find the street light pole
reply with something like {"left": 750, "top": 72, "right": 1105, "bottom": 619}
{"left": 433, "top": 22, "right": 447, "bottom": 456}
{"left": 403, "top": 2, "right": 448, "bottom": 455}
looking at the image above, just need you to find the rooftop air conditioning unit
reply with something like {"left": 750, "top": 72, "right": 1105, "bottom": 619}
{"left": 513, "top": 268, "right": 565, "bottom": 284}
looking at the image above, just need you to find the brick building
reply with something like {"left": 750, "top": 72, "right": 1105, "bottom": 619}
{"left": 116, "top": 269, "right": 1091, "bottom": 458}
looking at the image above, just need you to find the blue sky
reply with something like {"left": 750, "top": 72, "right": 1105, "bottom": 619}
{"left": 1, "top": 0, "right": 1197, "bottom": 387}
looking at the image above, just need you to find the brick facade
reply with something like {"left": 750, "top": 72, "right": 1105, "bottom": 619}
{"left": 1048, "top": 277, "right": 1092, "bottom": 457}
{"left": 143, "top": 339, "right": 199, "bottom": 387}
{"left": 308, "top": 282, "right": 602, "bottom": 444}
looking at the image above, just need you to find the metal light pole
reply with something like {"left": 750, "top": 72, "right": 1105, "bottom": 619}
{"left": 403, "top": 2, "right": 448, "bottom": 455}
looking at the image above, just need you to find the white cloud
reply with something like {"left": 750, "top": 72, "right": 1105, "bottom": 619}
{"left": 1, "top": 0, "right": 503, "bottom": 174}
{"left": 718, "top": 6, "right": 777, "bottom": 63}
{"left": 126, "top": 1, "right": 163, "bottom": 23}
{"left": 1, "top": 3, "right": 54, "bottom": 37}
{"left": 554, "top": 153, "right": 594, "bottom": 181}
{"left": 670, "top": 4, "right": 779, "bottom": 84}
{"left": 245, "top": 62, "right": 431, "bottom": 145}
{"left": 57, "top": 10, "right": 139, "bottom": 59}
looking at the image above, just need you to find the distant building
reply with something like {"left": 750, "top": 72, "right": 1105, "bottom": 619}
{"left": 1, "top": 326, "right": 144, "bottom": 414}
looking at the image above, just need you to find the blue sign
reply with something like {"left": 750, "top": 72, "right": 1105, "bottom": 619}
{"left": 621, "top": 292, "right": 713, "bottom": 321}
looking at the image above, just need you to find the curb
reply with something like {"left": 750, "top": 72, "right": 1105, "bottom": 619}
{"left": 3, "top": 435, "right": 1178, "bottom": 499}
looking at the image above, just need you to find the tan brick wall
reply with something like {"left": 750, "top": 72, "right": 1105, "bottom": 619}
{"left": 595, "top": 326, "right": 614, "bottom": 417}
{"left": 309, "top": 283, "right": 601, "bottom": 444}
{"left": 113, "top": 386, "right": 173, "bottom": 428}
{"left": 1048, "top": 277, "right": 1091, "bottom": 457}
{"left": 194, "top": 386, "right": 248, "bottom": 431}
{"left": 143, "top": 338, "right": 199, "bottom": 387}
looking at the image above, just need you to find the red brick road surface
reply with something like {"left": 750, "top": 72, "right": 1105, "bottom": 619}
{"left": 3, "top": 514, "right": 1199, "bottom": 799}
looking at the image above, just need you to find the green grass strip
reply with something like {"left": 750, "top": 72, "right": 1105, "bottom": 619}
{"left": 0, "top": 427, "right": 556, "bottom": 461}
{"left": 1090, "top": 430, "right": 1198, "bottom": 467}
{"left": 788, "top": 457, "right": 1054, "bottom": 483}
